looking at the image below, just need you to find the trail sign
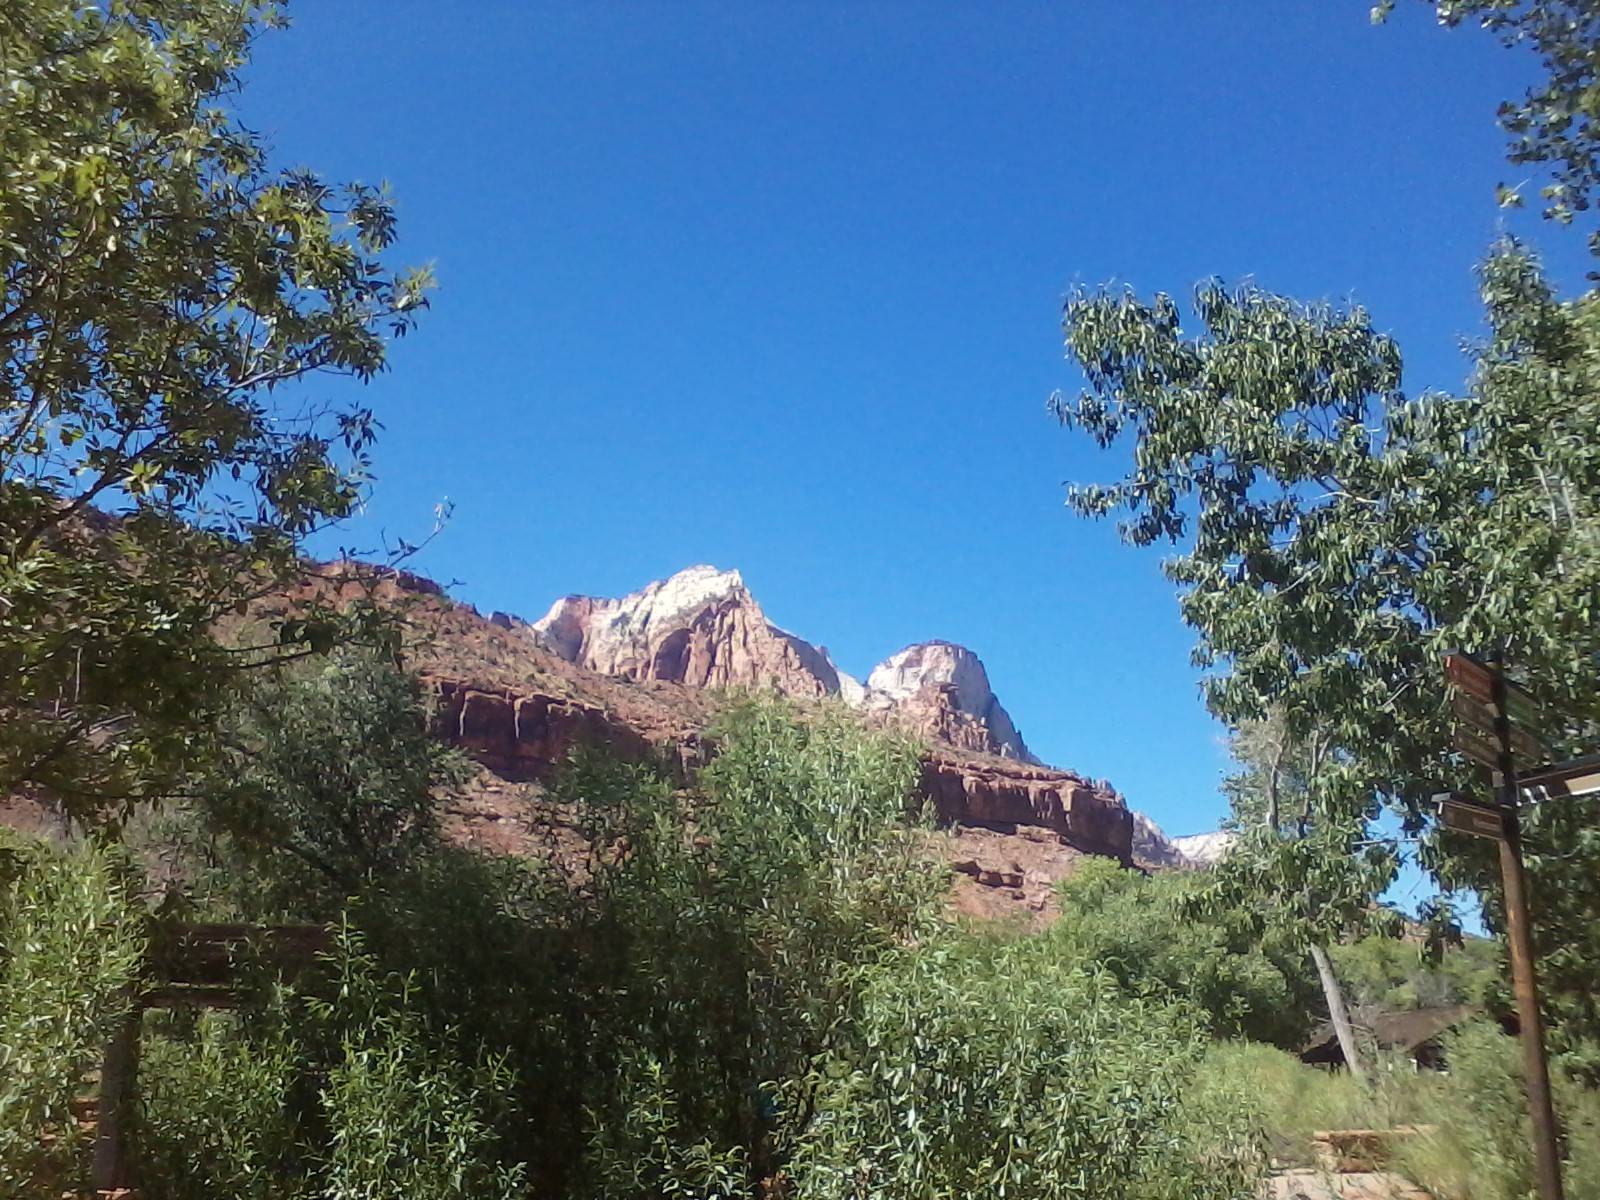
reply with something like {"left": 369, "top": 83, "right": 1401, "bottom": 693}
{"left": 1454, "top": 724, "right": 1502, "bottom": 769}
{"left": 1505, "top": 685, "right": 1545, "bottom": 733}
{"left": 1446, "top": 655, "right": 1546, "bottom": 765}
{"left": 1521, "top": 755, "right": 1600, "bottom": 801}
{"left": 1445, "top": 652, "right": 1495, "bottom": 702}
{"left": 1511, "top": 726, "right": 1549, "bottom": 765}
{"left": 1452, "top": 689, "right": 1499, "bottom": 735}
{"left": 1437, "top": 794, "right": 1507, "bottom": 840}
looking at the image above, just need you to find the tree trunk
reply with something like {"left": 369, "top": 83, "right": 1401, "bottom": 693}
{"left": 1310, "top": 941, "right": 1368, "bottom": 1085}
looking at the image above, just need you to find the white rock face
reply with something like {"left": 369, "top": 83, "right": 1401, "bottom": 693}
{"left": 836, "top": 669, "right": 867, "bottom": 707}
{"left": 531, "top": 565, "right": 853, "bottom": 696}
{"left": 865, "top": 641, "right": 1035, "bottom": 763}
{"left": 529, "top": 567, "right": 1036, "bottom": 763}
{"left": 1170, "top": 831, "right": 1235, "bottom": 866}
{"left": 532, "top": 565, "right": 748, "bottom": 675}
{"left": 1130, "top": 815, "right": 1236, "bottom": 870}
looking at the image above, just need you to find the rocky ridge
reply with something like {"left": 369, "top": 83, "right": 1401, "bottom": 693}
{"left": 531, "top": 566, "right": 1036, "bottom": 763}
{"left": 268, "top": 564, "right": 1145, "bottom": 920}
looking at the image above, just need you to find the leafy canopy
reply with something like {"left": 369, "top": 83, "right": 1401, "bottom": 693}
{"left": 1378, "top": 1, "right": 1600, "bottom": 256}
{"left": 0, "top": 0, "right": 429, "bottom": 815}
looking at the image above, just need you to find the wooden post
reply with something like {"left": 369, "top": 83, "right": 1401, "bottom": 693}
{"left": 1491, "top": 652, "right": 1565, "bottom": 1200}
{"left": 91, "top": 997, "right": 142, "bottom": 1194}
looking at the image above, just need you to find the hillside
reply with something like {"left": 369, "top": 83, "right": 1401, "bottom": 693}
{"left": 307, "top": 563, "right": 1159, "bottom": 920}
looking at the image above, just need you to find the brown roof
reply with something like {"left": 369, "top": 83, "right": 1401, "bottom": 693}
{"left": 1301, "top": 1005, "right": 1480, "bottom": 1062}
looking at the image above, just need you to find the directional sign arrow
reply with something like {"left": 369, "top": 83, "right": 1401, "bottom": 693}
{"left": 1445, "top": 652, "right": 1495, "bottom": 703}
{"left": 1520, "top": 755, "right": 1600, "bottom": 801}
{"left": 1438, "top": 795, "right": 1507, "bottom": 840}
{"left": 1453, "top": 724, "right": 1503, "bottom": 769}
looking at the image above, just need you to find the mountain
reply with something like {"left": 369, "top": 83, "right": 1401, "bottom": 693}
{"left": 531, "top": 566, "right": 853, "bottom": 699}
{"left": 4, "top": 560, "right": 1146, "bottom": 923}
{"left": 531, "top": 566, "right": 1036, "bottom": 763}
{"left": 1130, "top": 813, "right": 1234, "bottom": 871}
{"left": 402, "top": 563, "right": 1135, "bottom": 920}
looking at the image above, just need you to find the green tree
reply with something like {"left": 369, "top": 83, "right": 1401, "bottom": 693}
{"left": 0, "top": 0, "right": 429, "bottom": 817}
{"left": 186, "top": 647, "right": 469, "bottom": 908}
{"left": 1208, "top": 715, "right": 1401, "bottom": 1085}
{"left": 1054, "top": 242, "right": 1600, "bottom": 1066}
{"left": 0, "top": 830, "right": 146, "bottom": 1195}
{"left": 1042, "top": 856, "right": 1319, "bottom": 1050}
{"left": 1378, "top": 1, "right": 1600, "bottom": 256}
{"left": 571, "top": 699, "right": 944, "bottom": 1199}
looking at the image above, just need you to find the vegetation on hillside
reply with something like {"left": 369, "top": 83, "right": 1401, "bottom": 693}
{"left": 5, "top": 0, "right": 1600, "bottom": 1197}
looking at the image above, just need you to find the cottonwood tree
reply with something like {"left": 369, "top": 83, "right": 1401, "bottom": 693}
{"left": 1055, "top": 241, "right": 1600, "bottom": 1065}
{"left": 1210, "top": 714, "right": 1399, "bottom": 1085}
{"left": 1377, "top": 1, "right": 1600, "bottom": 259}
{"left": 1, "top": 1, "right": 430, "bottom": 816}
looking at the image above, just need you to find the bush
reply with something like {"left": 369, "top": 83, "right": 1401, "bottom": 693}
{"left": 132, "top": 929, "right": 524, "bottom": 1200}
{"left": 1189, "top": 1041, "right": 1379, "bottom": 1168}
{"left": 1395, "top": 1020, "right": 1600, "bottom": 1200}
{"left": 1046, "top": 857, "right": 1318, "bottom": 1047}
{"left": 791, "top": 937, "right": 1265, "bottom": 1200}
{"left": 0, "top": 830, "right": 145, "bottom": 1195}
{"left": 135, "top": 1006, "right": 311, "bottom": 1200}
{"left": 569, "top": 698, "right": 943, "bottom": 1198}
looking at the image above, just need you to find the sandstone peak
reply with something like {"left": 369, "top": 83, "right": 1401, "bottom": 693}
{"left": 866, "top": 641, "right": 1036, "bottom": 764}
{"left": 528, "top": 567, "right": 1039, "bottom": 765}
{"left": 530, "top": 565, "right": 846, "bottom": 698}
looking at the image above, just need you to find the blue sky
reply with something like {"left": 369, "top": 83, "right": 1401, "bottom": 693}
{"left": 241, "top": 2, "right": 1590, "bottom": 839}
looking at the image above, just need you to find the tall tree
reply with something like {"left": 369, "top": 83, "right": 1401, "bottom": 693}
{"left": 0, "top": 1, "right": 430, "bottom": 817}
{"left": 1055, "top": 241, "right": 1600, "bottom": 1063}
{"left": 1211, "top": 714, "right": 1400, "bottom": 1085}
{"left": 1378, "top": 0, "right": 1600, "bottom": 257}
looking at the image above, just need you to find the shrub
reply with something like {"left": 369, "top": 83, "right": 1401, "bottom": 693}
{"left": 133, "top": 929, "right": 525, "bottom": 1200}
{"left": 135, "top": 1005, "right": 311, "bottom": 1200}
{"left": 1395, "top": 1020, "right": 1600, "bottom": 1200}
{"left": 790, "top": 937, "right": 1265, "bottom": 1200}
{"left": 568, "top": 698, "right": 943, "bottom": 1198}
{"left": 1047, "top": 857, "right": 1318, "bottom": 1047}
{"left": 0, "top": 830, "right": 145, "bottom": 1195}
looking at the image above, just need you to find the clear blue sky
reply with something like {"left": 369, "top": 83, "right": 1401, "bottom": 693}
{"left": 240, "top": 2, "right": 1589, "bottom": 839}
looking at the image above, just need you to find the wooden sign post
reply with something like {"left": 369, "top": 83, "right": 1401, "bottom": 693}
{"left": 1442, "top": 651, "right": 1564, "bottom": 1200}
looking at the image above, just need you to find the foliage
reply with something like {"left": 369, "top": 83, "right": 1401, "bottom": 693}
{"left": 791, "top": 936, "right": 1264, "bottom": 1200}
{"left": 133, "top": 930, "right": 523, "bottom": 1200}
{"left": 1193, "top": 1027, "right": 1600, "bottom": 1194}
{"left": 1189, "top": 1040, "right": 1448, "bottom": 1169}
{"left": 1378, "top": 0, "right": 1600, "bottom": 257}
{"left": 0, "top": 0, "right": 429, "bottom": 816}
{"left": 314, "top": 964, "right": 526, "bottom": 1200}
{"left": 135, "top": 1006, "right": 311, "bottom": 1200}
{"left": 1044, "top": 857, "right": 1319, "bottom": 1048}
{"left": 1395, "top": 1021, "right": 1600, "bottom": 1200}
{"left": 569, "top": 699, "right": 943, "bottom": 1198}
{"left": 1332, "top": 932, "right": 1500, "bottom": 1014}
{"left": 188, "top": 646, "right": 470, "bottom": 907}
{"left": 0, "top": 828, "right": 145, "bottom": 1196}
{"left": 1056, "top": 240, "right": 1600, "bottom": 1057}
{"left": 150, "top": 691, "right": 945, "bottom": 1198}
